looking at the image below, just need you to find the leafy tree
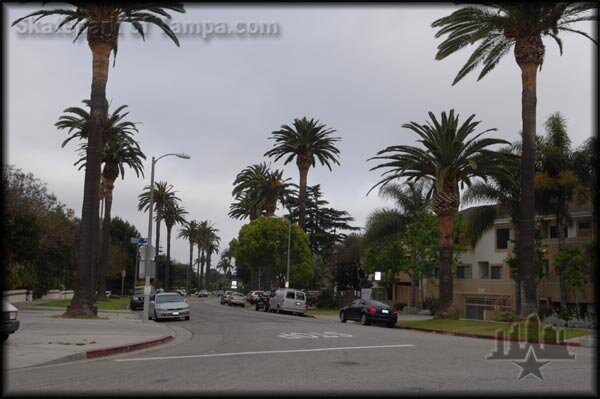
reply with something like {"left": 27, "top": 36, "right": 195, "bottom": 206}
{"left": 432, "top": 2, "right": 599, "bottom": 318}
{"left": 232, "top": 216, "right": 313, "bottom": 288}
{"left": 330, "top": 234, "right": 367, "bottom": 290}
{"left": 264, "top": 117, "right": 341, "bottom": 229}
{"left": 369, "top": 110, "right": 513, "bottom": 315}
{"left": 12, "top": 3, "right": 185, "bottom": 316}
{"left": 554, "top": 248, "right": 589, "bottom": 315}
{"left": 108, "top": 216, "right": 140, "bottom": 292}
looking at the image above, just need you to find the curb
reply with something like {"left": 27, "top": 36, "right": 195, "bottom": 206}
{"left": 398, "top": 326, "right": 583, "bottom": 347}
{"left": 86, "top": 335, "right": 174, "bottom": 358}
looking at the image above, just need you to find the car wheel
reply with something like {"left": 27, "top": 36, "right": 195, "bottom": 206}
{"left": 360, "top": 313, "right": 370, "bottom": 326}
{"left": 1, "top": 334, "right": 8, "bottom": 343}
{"left": 153, "top": 311, "right": 159, "bottom": 321}
{"left": 276, "top": 306, "right": 281, "bottom": 314}
{"left": 340, "top": 311, "right": 347, "bottom": 323}
{"left": 185, "top": 316, "right": 190, "bottom": 321}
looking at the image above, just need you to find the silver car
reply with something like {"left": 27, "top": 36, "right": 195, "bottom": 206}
{"left": 149, "top": 293, "right": 190, "bottom": 321}
{"left": 228, "top": 292, "right": 245, "bottom": 307}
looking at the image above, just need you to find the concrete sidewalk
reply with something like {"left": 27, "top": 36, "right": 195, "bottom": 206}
{"left": 5, "top": 304, "right": 175, "bottom": 370}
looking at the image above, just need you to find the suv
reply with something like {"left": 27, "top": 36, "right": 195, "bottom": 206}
{"left": 269, "top": 288, "right": 307, "bottom": 316}
{"left": 254, "top": 289, "right": 277, "bottom": 312}
{"left": 220, "top": 290, "right": 233, "bottom": 305}
{"left": 130, "top": 285, "right": 156, "bottom": 310}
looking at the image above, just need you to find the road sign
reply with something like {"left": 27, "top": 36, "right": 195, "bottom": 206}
{"left": 138, "top": 237, "right": 147, "bottom": 245}
{"left": 139, "top": 244, "right": 154, "bottom": 261}
{"left": 121, "top": 270, "right": 126, "bottom": 278}
{"left": 375, "top": 271, "right": 381, "bottom": 281}
{"left": 231, "top": 281, "right": 237, "bottom": 289}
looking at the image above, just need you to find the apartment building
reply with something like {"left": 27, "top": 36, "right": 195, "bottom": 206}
{"left": 393, "top": 203, "right": 595, "bottom": 320}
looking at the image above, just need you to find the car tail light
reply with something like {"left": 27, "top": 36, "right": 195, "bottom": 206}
{"left": 393, "top": 309, "right": 398, "bottom": 316}
{"left": 304, "top": 303, "right": 308, "bottom": 309}
{"left": 368, "top": 305, "right": 376, "bottom": 313}
{"left": 280, "top": 299, "right": 285, "bottom": 305}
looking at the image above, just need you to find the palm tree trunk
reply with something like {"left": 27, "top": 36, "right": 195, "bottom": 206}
{"left": 165, "top": 226, "right": 172, "bottom": 291}
{"left": 204, "top": 251, "right": 212, "bottom": 291}
{"left": 410, "top": 252, "right": 417, "bottom": 307}
{"left": 556, "top": 211, "right": 568, "bottom": 307}
{"left": 438, "top": 213, "right": 455, "bottom": 314}
{"left": 199, "top": 249, "right": 206, "bottom": 289}
{"left": 187, "top": 241, "right": 193, "bottom": 295}
{"left": 67, "top": 40, "right": 112, "bottom": 317}
{"left": 97, "top": 177, "right": 115, "bottom": 300}
{"left": 296, "top": 159, "right": 310, "bottom": 230}
{"left": 517, "top": 60, "right": 540, "bottom": 319}
{"left": 512, "top": 226, "right": 521, "bottom": 315}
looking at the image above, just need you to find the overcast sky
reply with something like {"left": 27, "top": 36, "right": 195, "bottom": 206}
{"left": 6, "top": 4, "right": 596, "bottom": 266}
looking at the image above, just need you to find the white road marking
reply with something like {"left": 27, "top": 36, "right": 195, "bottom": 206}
{"left": 115, "top": 344, "right": 415, "bottom": 362}
{"left": 278, "top": 331, "right": 353, "bottom": 339}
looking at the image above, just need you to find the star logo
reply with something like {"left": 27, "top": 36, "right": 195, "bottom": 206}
{"left": 512, "top": 346, "right": 550, "bottom": 380}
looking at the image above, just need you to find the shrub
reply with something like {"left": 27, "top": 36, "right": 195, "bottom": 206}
{"left": 422, "top": 296, "right": 440, "bottom": 315}
{"left": 392, "top": 303, "right": 404, "bottom": 311}
{"left": 317, "top": 289, "right": 337, "bottom": 309}
{"left": 566, "top": 316, "right": 595, "bottom": 329}
{"left": 495, "top": 311, "right": 516, "bottom": 323}
{"left": 537, "top": 303, "right": 554, "bottom": 320}
{"left": 418, "top": 309, "right": 432, "bottom": 316}
{"left": 434, "top": 306, "right": 460, "bottom": 320}
{"left": 401, "top": 306, "right": 419, "bottom": 314}
{"left": 542, "top": 313, "right": 567, "bottom": 328}
{"left": 556, "top": 305, "right": 580, "bottom": 321}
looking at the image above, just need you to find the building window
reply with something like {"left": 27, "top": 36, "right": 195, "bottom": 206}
{"left": 456, "top": 266, "right": 472, "bottom": 279}
{"left": 578, "top": 221, "right": 592, "bottom": 238}
{"left": 549, "top": 225, "right": 568, "bottom": 239}
{"left": 496, "top": 228, "right": 510, "bottom": 250}
{"left": 542, "top": 259, "right": 549, "bottom": 276}
{"left": 491, "top": 266, "right": 503, "bottom": 279}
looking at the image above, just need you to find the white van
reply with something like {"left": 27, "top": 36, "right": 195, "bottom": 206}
{"left": 269, "top": 288, "right": 306, "bottom": 315}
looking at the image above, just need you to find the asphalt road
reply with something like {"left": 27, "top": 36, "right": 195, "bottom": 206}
{"left": 4, "top": 298, "right": 596, "bottom": 396}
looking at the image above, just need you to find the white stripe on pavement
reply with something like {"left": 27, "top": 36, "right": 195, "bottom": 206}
{"left": 115, "top": 344, "right": 415, "bottom": 362}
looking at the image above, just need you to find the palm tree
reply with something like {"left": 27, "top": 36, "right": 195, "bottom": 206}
{"left": 229, "top": 163, "right": 292, "bottom": 220}
{"left": 264, "top": 117, "right": 341, "bottom": 229}
{"left": 196, "top": 220, "right": 219, "bottom": 289}
{"left": 432, "top": 3, "right": 598, "bottom": 318}
{"left": 365, "top": 181, "right": 433, "bottom": 307}
{"left": 205, "top": 235, "right": 221, "bottom": 290}
{"left": 369, "top": 110, "right": 514, "bottom": 315}
{"left": 535, "top": 112, "right": 584, "bottom": 307}
{"left": 56, "top": 101, "right": 145, "bottom": 299}
{"left": 178, "top": 220, "right": 200, "bottom": 296}
{"left": 162, "top": 201, "right": 187, "bottom": 291}
{"left": 12, "top": 3, "right": 185, "bottom": 316}
{"left": 138, "top": 181, "right": 180, "bottom": 272}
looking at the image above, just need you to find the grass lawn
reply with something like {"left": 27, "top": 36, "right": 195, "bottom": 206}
{"left": 305, "top": 308, "right": 340, "bottom": 317}
{"left": 35, "top": 297, "right": 131, "bottom": 311}
{"left": 397, "top": 319, "right": 592, "bottom": 342}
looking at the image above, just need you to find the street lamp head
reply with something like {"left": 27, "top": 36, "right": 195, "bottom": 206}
{"left": 176, "top": 153, "right": 191, "bottom": 159}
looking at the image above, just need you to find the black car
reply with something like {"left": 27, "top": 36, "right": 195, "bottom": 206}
{"left": 130, "top": 286, "right": 156, "bottom": 311}
{"left": 254, "top": 289, "right": 277, "bottom": 312}
{"left": 339, "top": 299, "right": 397, "bottom": 328}
{"left": 2, "top": 300, "right": 20, "bottom": 342}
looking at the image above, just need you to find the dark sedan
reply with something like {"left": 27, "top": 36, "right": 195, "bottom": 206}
{"left": 130, "top": 286, "right": 156, "bottom": 311}
{"left": 339, "top": 299, "right": 397, "bottom": 328}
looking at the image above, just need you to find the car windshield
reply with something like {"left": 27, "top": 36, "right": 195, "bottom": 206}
{"left": 233, "top": 293, "right": 243, "bottom": 297}
{"left": 156, "top": 294, "right": 183, "bottom": 304}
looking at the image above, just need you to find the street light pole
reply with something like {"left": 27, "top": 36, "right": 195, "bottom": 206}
{"left": 142, "top": 153, "right": 191, "bottom": 323}
{"left": 286, "top": 216, "right": 291, "bottom": 288}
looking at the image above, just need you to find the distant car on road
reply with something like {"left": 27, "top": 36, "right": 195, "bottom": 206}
{"left": 254, "top": 289, "right": 277, "bottom": 312}
{"left": 197, "top": 290, "right": 209, "bottom": 298}
{"left": 339, "top": 299, "right": 397, "bottom": 328}
{"left": 130, "top": 286, "right": 156, "bottom": 311}
{"left": 149, "top": 292, "right": 190, "bottom": 321}
{"left": 2, "top": 301, "right": 20, "bottom": 342}
{"left": 229, "top": 292, "right": 245, "bottom": 307}
{"left": 246, "top": 291, "right": 263, "bottom": 305}
{"left": 269, "top": 288, "right": 307, "bottom": 316}
{"left": 214, "top": 290, "right": 224, "bottom": 297}
{"left": 220, "top": 291, "right": 233, "bottom": 305}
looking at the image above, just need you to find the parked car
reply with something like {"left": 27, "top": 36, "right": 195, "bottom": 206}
{"left": 339, "top": 299, "right": 397, "bottom": 328}
{"left": 197, "top": 290, "right": 209, "bottom": 298}
{"left": 220, "top": 290, "right": 233, "bottom": 305}
{"left": 269, "top": 288, "right": 307, "bottom": 316}
{"left": 229, "top": 292, "right": 246, "bottom": 307}
{"left": 175, "top": 288, "right": 186, "bottom": 297}
{"left": 148, "top": 292, "right": 190, "bottom": 321}
{"left": 214, "top": 290, "right": 224, "bottom": 297}
{"left": 254, "top": 290, "right": 276, "bottom": 311}
{"left": 2, "top": 300, "right": 20, "bottom": 342}
{"left": 246, "top": 291, "right": 264, "bottom": 304}
{"left": 130, "top": 285, "right": 156, "bottom": 311}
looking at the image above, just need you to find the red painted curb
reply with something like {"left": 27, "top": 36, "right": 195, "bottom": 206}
{"left": 398, "top": 326, "right": 581, "bottom": 347}
{"left": 86, "top": 335, "right": 174, "bottom": 359}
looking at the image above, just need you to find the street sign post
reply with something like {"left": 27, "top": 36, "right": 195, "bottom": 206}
{"left": 121, "top": 270, "right": 126, "bottom": 298}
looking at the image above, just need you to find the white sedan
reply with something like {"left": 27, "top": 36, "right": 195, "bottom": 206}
{"left": 148, "top": 293, "right": 190, "bottom": 321}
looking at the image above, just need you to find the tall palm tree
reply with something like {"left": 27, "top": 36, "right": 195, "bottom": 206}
{"left": 205, "top": 234, "right": 221, "bottom": 290}
{"left": 264, "top": 117, "right": 341, "bottom": 229}
{"left": 13, "top": 3, "right": 185, "bottom": 316}
{"left": 365, "top": 181, "right": 433, "bottom": 307}
{"left": 138, "top": 181, "right": 180, "bottom": 271}
{"left": 229, "top": 163, "right": 292, "bottom": 220}
{"left": 178, "top": 220, "right": 200, "bottom": 296}
{"left": 369, "top": 110, "right": 514, "bottom": 315}
{"left": 432, "top": 3, "right": 598, "bottom": 318}
{"left": 56, "top": 101, "right": 145, "bottom": 299}
{"left": 535, "top": 112, "right": 583, "bottom": 306}
{"left": 162, "top": 201, "right": 187, "bottom": 291}
{"left": 196, "top": 220, "right": 219, "bottom": 289}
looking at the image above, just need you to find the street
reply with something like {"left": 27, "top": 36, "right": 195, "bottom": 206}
{"left": 4, "top": 298, "right": 596, "bottom": 396}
